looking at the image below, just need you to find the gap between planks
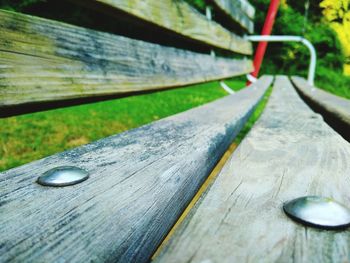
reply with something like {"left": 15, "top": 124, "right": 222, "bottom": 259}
{"left": 153, "top": 82, "right": 273, "bottom": 259}
{"left": 152, "top": 142, "right": 239, "bottom": 260}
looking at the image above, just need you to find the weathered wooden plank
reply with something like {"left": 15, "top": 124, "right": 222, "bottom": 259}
{"left": 69, "top": 0, "right": 252, "bottom": 54}
{"left": 156, "top": 76, "right": 350, "bottom": 263}
{"left": 235, "top": 0, "right": 255, "bottom": 19}
{"left": 211, "top": 0, "right": 254, "bottom": 33}
{"left": 0, "top": 10, "right": 253, "bottom": 110}
{"left": 0, "top": 76, "right": 273, "bottom": 263}
{"left": 291, "top": 76, "right": 350, "bottom": 141}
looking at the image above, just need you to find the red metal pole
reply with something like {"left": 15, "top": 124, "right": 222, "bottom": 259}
{"left": 247, "top": 0, "right": 280, "bottom": 85}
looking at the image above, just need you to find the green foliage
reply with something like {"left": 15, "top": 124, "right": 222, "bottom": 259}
{"left": 251, "top": 0, "right": 349, "bottom": 98}
{"left": 253, "top": 0, "right": 344, "bottom": 74}
{"left": 315, "top": 66, "right": 350, "bottom": 99}
{"left": 234, "top": 86, "right": 273, "bottom": 143}
{"left": 183, "top": 0, "right": 207, "bottom": 12}
{"left": 0, "top": 0, "right": 44, "bottom": 11}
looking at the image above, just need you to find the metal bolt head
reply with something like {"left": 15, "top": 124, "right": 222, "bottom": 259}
{"left": 37, "top": 166, "right": 89, "bottom": 187}
{"left": 283, "top": 196, "right": 350, "bottom": 230}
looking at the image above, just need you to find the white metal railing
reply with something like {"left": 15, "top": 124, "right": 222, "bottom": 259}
{"left": 245, "top": 35, "right": 317, "bottom": 85}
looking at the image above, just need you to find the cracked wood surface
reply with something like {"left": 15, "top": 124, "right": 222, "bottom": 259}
{"left": 211, "top": 0, "right": 254, "bottom": 33}
{"left": 70, "top": 0, "right": 252, "bottom": 54}
{"left": 155, "top": 76, "right": 350, "bottom": 263}
{"left": 291, "top": 76, "right": 350, "bottom": 141}
{"left": 0, "top": 9, "right": 252, "bottom": 110}
{"left": 0, "top": 76, "right": 272, "bottom": 263}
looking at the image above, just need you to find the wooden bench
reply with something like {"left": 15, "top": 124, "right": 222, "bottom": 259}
{"left": 156, "top": 76, "right": 350, "bottom": 262}
{"left": 291, "top": 76, "right": 350, "bottom": 141}
{"left": 1, "top": 1, "right": 350, "bottom": 262}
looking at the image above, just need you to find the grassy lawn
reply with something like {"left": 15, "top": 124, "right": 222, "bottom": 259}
{"left": 234, "top": 85, "right": 273, "bottom": 143}
{"left": 0, "top": 79, "right": 248, "bottom": 172}
{"left": 315, "top": 69, "right": 350, "bottom": 100}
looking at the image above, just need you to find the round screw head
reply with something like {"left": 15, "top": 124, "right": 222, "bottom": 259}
{"left": 283, "top": 196, "right": 350, "bottom": 230}
{"left": 37, "top": 166, "right": 89, "bottom": 187}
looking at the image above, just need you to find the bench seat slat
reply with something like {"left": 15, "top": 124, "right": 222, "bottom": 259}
{"left": 0, "top": 76, "right": 272, "bottom": 263}
{"left": 155, "top": 76, "right": 350, "bottom": 263}
{"left": 70, "top": 0, "right": 252, "bottom": 54}
{"left": 291, "top": 76, "right": 350, "bottom": 141}
{"left": 0, "top": 10, "right": 252, "bottom": 112}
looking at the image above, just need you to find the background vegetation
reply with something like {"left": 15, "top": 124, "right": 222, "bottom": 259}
{"left": 0, "top": 0, "right": 349, "bottom": 171}
{"left": 253, "top": 0, "right": 350, "bottom": 98}
{"left": 184, "top": 0, "right": 350, "bottom": 98}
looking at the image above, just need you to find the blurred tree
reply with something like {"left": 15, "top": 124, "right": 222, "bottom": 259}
{"left": 250, "top": 0, "right": 344, "bottom": 77}
{"left": 320, "top": 0, "right": 350, "bottom": 75}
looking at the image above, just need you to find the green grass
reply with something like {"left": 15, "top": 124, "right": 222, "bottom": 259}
{"left": 0, "top": 79, "right": 248, "bottom": 172}
{"left": 234, "top": 85, "right": 273, "bottom": 144}
{"left": 315, "top": 67, "right": 350, "bottom": 99}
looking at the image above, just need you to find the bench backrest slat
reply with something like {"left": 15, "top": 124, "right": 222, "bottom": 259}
{"left": 70, "top": 0, "right": 252, "bottom": 54}
{"left": 211, "top": 0, "right": 255, "bottom": 33}
{"left": 0, "top": 10, "right": 252, "bottom": 116}
{"left": 231, "top": 0, "right": 255, "bottom": 19}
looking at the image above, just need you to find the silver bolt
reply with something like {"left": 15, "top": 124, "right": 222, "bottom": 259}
{"left": 37, "top": 166, "right": 89, "bottom": 187}
{"left": 283, "top": 196, "right": 350, "bottom": 230}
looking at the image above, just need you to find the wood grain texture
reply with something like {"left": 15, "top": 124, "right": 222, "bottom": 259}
{"left": 70, "top": 0, "right": 252, "bottom": 54}
{"left": 0, "top": 10, "right": 253, "bottom": 109}
{"left": 0, "top": 76, "right": 273, "bottom": 263}
{"left": 291, "top": 76, "right": 350, "bottom": 141}
{"left": 234, "top": 0, "right": 255, "bottom": 19}
{"left": 211, "top": 0, "right": 254, "bottom": 33}
{"left": 156, "top": 76, "right": 350, "bottom": 263}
